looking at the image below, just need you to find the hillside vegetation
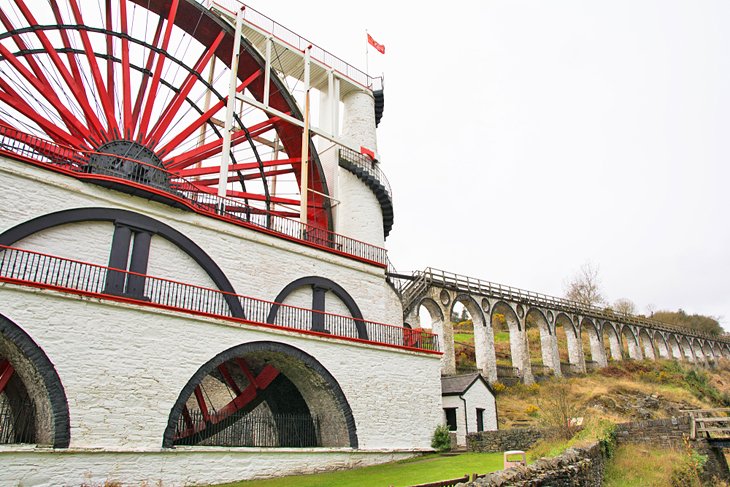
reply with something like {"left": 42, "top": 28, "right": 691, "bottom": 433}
{"left": 496, "top": 358, "right": 730, "bottom": 429}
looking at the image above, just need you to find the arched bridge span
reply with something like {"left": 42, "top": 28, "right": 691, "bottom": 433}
{"left": 393, "top": 268, "right": 730, "bottom": 383}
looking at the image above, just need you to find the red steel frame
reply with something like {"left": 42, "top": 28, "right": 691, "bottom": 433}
{"left": 0, "top": 0, "right": 333, "bottom": 232}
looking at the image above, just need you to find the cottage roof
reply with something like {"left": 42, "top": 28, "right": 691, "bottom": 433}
{"left": 440, "top": 372, "right": 494, "bottom": 396}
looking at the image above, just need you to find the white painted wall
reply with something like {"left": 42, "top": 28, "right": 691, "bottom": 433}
{"left": 0, "top": 158, "right": 393, "bottom": 325}
{"left": 1, "top": 448, "right": 422, "bottom": 487}
{"left": 441, "top": 380, "right": 497, "bottom": 447}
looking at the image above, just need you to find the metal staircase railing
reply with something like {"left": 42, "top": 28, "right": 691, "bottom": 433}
{"left": 338, "top": 148, "right": 394, "bottom": 237}
{"left": 400, "top": 271, "right": 430, "bottom": 315}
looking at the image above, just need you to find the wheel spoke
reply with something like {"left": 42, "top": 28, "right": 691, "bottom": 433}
{"left": 145, "top": 30, "right": 225, "bottom": 147}
{"left": 137, "top": 0, "right": 180, "bottom": 142}
{"left": 158, "top": 70, "right": 261, "bottom": 157}
{"left": 67, "top": 0, "right": 120, "bottom": 138}
{"left": 164, "top": 116, "right": 279, "bottom": 170}
{"left": 12, "top": 0, "right": 107, "bottom": 143}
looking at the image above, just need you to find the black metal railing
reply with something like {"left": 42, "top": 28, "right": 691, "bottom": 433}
{"left": 0, "top": 126, "right": 388, "bottom": 267}
{"left": 0, "top": 245, "right": 440, "bottom": 353}
{"left": 0, "top": 395, "right": 35, "bottom": 445}
{"left": 176, "top": 410, "right": 320, "bottom": 447}
{"left": 338, "top": 147, "right": 392, "bottom": 200}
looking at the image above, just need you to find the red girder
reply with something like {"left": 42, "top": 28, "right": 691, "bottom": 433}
{"left": 0, "top": 359, "right": 14, "bottom": 394}
{"left": 67, "top": 0, "right": 120, "bottom": 138}
{"left": 49, "top": 0, "right": 85, "bottom": 86}
{"left": 0, "top": 82, "right": 86, "bottom": 148}
{"left": 0, "top": 40, "right": 95, "bottom": 146}
{"left": 163, "top": 117, "right": 280, "bottom": 170}
{"left": 13, "top": 0, "right": 108, "bottom": 143}
{"left": 157, "top": 70, "right": 262, "bottom": 157}
{"left": 192, "top": 167, "right": 295, "bottom": 187}
{"left": 187, "top": 183, "right": 300, "bottom": 205}
{"left": 105, "top": 0, "right": 116, "bottom": 130}
{"left": 119, "top": 0, "right": 133, "bottom": 138}
{"left": 176, "top": 157, "right": 299, "bottom": 178}
{"left": 177, "top": 359, "right": 280, "bottom": 439}
{"left": 145, "top": 30, "right": 225, "bottom": 147}
{"left": 137, "top": 0, "right": 180, "bottom": 142}
{"left": 131, "top": 17, "right": 164, "bottom": 131}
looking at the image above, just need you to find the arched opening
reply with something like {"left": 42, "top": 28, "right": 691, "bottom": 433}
{"left": 679, "top": 337, "right": 694, "bottom": 362}
{"left": 491, "top": 302, "right": 529, "bottom": 382}
{"left": 451, "top": 296, "right": 496, "bottom": 382}
{"left": 555, "top": 313, "right": 579, "bottom": 374}
{"left": 602, "top": 322, "right": 622, "bottom": 361}
{"left": 667, "top": 335, "right": 683, "bottom": 360}
{"left": 654, "top": 332, "right": 670, "bottom": 359}
{"left": 638, "top": 328, "right": 656, "bottom": 360}
{"left": 702, "top": 342, "right": 715, "bottom": 365}
{"left": 0, "top": 313, "right": 69, "bottom": 447}
{"left": 581, "top": 318, "right": 605, "bottom": 369}
{"left": 621, "top": 326, "right": 641, "bottom": 360}
{"left": 417, "top": 298, "right": 449, "bottom": 374}
{"left": 164, "top": 341, "right": 357, "bottom": 448}
{"left": 525, "top": 308, "right": 555, "bottom": 377}
{"left": 692, "top": 340, "right": 706, "bottom": 364}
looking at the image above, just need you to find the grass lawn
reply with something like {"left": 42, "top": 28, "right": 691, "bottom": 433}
{"left": 212, "top": 452, "right": 504, "bottom": 487}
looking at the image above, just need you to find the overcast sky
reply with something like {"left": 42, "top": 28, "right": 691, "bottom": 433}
{"left": 248, "top": 1, "right": 730, "bottom": 326}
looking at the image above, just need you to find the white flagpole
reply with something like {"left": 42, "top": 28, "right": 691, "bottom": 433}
{"left": 365, "top": 29, "right": 369, "bottom": 75}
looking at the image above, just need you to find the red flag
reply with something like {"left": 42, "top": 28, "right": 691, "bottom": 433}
{"left": 367, "top": 33, "right": 385, "bottom": 54}
{"left": 360, "top": 146, "right": 375, "bottom": 160}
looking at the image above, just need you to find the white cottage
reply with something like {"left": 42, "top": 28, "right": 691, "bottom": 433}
{"left": 441, "top": 373, "right": 498, "bottom": 447}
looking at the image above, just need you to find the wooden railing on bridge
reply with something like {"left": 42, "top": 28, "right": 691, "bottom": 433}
{"left": 398, "top": 267, "right": 730, "bottom": 344}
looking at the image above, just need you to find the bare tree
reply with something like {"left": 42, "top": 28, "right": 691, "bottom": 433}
{"left": 613, "top": 298, "right": 636, "bottom": 316}
{"left": 564, "top": 262, "right": 605, "bottom": 307}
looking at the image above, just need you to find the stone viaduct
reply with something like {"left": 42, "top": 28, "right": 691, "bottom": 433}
{"left": 396, "top": 268, "right": 730, "bottom": 383}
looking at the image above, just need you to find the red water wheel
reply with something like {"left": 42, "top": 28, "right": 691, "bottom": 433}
{"left": 0, "top": 0, "right": 331, "bottom": 229}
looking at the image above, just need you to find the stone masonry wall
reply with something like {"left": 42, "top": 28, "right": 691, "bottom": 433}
{"left": 466, "top": 428, "right": 550, "bottom": 453}
{"left": 459, "top": 442, "right": 605, "bottom": 487}
{"left": 614, "top": 415, "right": 691, "bottom": 449}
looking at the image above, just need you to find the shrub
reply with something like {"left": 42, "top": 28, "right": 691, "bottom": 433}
{"left": 491, "top": 381, "right": 506, "bottom": 394}
{"left": 431, "top": 424, "right": 451, "bottom": 453}
{"left": 537, "top": 381, "right": 584, "bottom": 440}
{"left": 524, "top": 404, "right": 539, "bottom": 417}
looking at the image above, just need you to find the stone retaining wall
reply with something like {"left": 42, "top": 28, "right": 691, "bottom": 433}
{"left": 458, "top": 442, "right": 605, "bottom": 487}
{"left": 466, "top": 428, "right": 549, "bottom": 453}
{"left": 614, "top": 415, "right": 691, "bottom": 448}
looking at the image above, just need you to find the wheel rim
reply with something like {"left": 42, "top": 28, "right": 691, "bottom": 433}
{"left": 0, "top": 0, "right": 331, "bottom": 229}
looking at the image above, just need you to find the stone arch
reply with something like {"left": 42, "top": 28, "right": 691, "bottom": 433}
{"left": 554, "top": 312, "right": 580, "bottom": 374}
{"left": 0, "top": 207, "right": 244, "bottom": 317}
{"left": 0, "top": 313, "right": 70, "bottom": 447}
{"left": 653, "top": 332, "right": 670, "bottom": 359}
{"left": 701, "top": 341, "right": 715, "bottom": 364}
{"left": 581, "top": 318, "right": 606, "bottom": 368}
{"left": 711, "top": 342, "right": 724, "bottom": 361}
{"left": 666, "top": 334, "right": 683, "bottom": 360}
{"left": 163, "top": 341, "right": 357, "bottom": 449}
{"left": 638, "top": 328, "right": 656, "bottom": 360}
{"left": 525, "top": 307, "right": 558, "bottom": 377}
{"left": 620, "top": 325, "right": 641, "bottom": 360}
{"left": 679, "top": 336, "right": 694, "bottom": 362}
{"left": 266, "top": 276, "right": 366, "bottom": 339}
{"left": 692, "top": 339, "right": 706, "bottom": 364}
{"left": 451, "top": 294, "right": 496, "bottom": 382}
{"left": 602, "top": 321, "right": 622, "bottom": 361}
{"left": 414, "top": 297, "right": 449, "bottom": 373}
{"left": 491, "top": 301, "right": 531, "bottom": 383}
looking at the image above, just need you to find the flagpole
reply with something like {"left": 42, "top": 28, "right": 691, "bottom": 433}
{"left": 365, "top": 29, "right": 369, "bottom": 75}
